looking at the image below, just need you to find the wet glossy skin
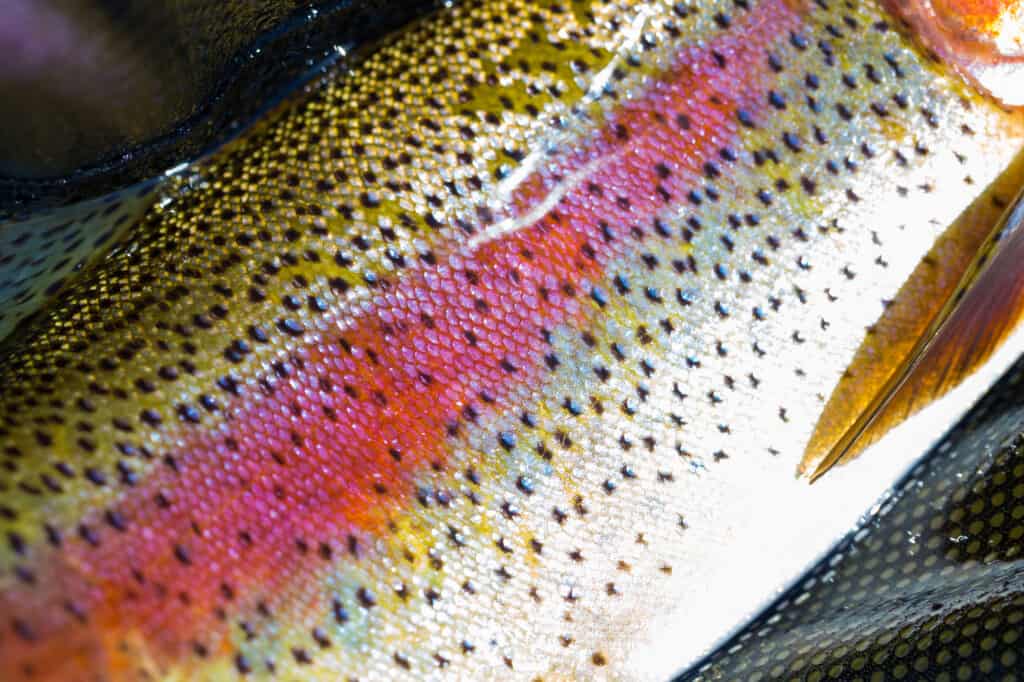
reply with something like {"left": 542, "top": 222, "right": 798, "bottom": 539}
{"left": 1, "top": 0, "right": 1023, "bottom": 680}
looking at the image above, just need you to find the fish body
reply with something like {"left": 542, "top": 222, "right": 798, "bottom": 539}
{"left": 1, "top": 0, "right": 1023, "bottom": 680}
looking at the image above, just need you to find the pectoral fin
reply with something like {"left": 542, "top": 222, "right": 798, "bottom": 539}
{"left": 803, "top": 171, "right": 1024, "bottom": 482}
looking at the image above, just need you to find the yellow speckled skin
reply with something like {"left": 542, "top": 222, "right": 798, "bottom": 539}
{"left": 1, "top": 1, "right": 1023, "bottom": 680}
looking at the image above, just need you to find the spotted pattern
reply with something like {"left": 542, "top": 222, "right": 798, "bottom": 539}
{"left": 0, "top": 0, "right": 1023, "bottom": 680}
{"left": 0, "top": 183, "right": 158, "bottom": 340}
{"left": 687, "top": 348, "right": 1024, "bottom": 682}
{"left": 0, "top": 0, "right": 444, "bottom": 209}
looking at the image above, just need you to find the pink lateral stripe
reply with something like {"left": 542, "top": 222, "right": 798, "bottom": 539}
{"left": 1, "top": 0, "right": 802, "bottom": 672}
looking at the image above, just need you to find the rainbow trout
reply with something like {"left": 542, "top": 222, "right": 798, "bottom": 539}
{"left": 2, "top": 0, "right": 1024, "bottom": 679}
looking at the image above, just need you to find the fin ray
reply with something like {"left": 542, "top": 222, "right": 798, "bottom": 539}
{"left": 804, "top": 179, "right": 1024, "bottom": 481}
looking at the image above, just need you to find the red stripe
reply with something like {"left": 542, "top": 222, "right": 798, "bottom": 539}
{"left": 2, "top": 0, "right": 801, "bottom": 670}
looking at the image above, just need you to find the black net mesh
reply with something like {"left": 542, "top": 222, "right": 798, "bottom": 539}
{"left": 683, "top": 356, "right": 1024, "bottom": 681}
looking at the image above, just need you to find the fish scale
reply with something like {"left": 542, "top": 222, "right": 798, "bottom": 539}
{"left": 1, "top": 0, "right": 1023, "bottom": 680}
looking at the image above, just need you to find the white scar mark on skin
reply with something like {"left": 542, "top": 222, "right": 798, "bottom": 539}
{"left": 465, "top": 153, "right": 616, "bottom": 251}
{"left": 584, "top": 5, "right": 657, "bottom": 99}
{"left": 470, "top": 5, "right": 657, "bottom": 252}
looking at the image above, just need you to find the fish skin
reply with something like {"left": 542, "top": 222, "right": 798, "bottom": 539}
{"left": 0, "top": 0, "right": 1023, "bottom": 680}
{"left": 0, "top": 185, "right": 159, "bottom": 340}
{"left": 0, "top": 0, "right": 446, "bottom": 210}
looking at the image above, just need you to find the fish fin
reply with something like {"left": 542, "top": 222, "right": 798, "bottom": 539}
{"left": 803, "top": 181, "right": 1024, "bottom": 482}
{"left": 882, "top": 0, "right": 1024, "bottom": 107}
